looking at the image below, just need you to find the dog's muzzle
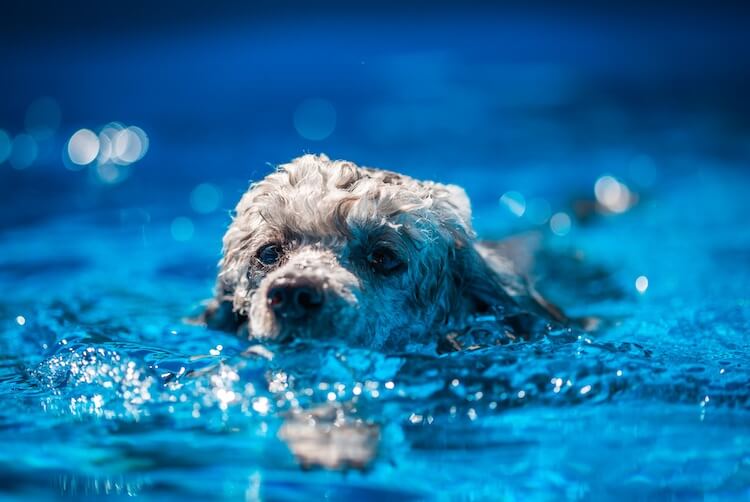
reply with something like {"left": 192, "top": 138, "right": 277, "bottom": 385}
{"left": 267, "top": 278, "right": 324, "bottom": 321}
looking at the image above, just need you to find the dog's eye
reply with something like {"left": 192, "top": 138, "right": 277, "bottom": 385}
{"left": 256, "top": 244, "right": 283, "bottom": 266}
{"left": 367, "top": 247, "right": 405, "bottom": 275}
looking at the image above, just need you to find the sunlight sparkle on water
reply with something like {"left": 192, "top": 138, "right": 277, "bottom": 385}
{"left": 252, "top": 396, "right": 270, "bottom": 415}
{"left": 552, "top": 378, "right": 563, "bottom": 393}
{"left": 16, "top": 315, "right": 26, "bottom": 326}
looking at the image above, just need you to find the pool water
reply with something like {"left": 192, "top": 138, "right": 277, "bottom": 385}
{"left": 2, "top": 151, "right": 749, "bottom": 500}
{"left": 3, "top": 9, "right": 750, "bottom": 498}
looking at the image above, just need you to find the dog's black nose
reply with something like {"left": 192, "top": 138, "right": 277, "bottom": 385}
{"left": 267, "top": 280, "right": 324, "bottom": 319}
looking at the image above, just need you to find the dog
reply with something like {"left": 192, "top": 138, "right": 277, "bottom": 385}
{"left": 202, "top": 154, "right": 566, "bottom": 348}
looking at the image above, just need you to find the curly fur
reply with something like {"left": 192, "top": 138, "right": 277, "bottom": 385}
{"left": 204, "top": 154, "right": 561, "bottom": 348}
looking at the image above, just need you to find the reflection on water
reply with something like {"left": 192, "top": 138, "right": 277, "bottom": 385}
{"left": 280, "top": 403, "right": 380, "bottom": 470}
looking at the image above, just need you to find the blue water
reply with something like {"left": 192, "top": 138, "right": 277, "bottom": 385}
{"left": 2, "top": 153, "right": 749, "bottom": 499}
{"left": 3, "top": 8, "right": 750, "bottom": 500}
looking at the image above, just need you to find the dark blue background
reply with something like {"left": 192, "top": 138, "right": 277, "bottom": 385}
{"left": 2, "top": 1, "right": 749, "bottom": 231}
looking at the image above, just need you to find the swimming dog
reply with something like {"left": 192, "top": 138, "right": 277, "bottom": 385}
{"left": 202, "top": 154, "right": 565, "bottom": 348}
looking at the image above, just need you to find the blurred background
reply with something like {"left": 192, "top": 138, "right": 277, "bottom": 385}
{"left": 2, "top": 1, "right": 749, "bottom": 237}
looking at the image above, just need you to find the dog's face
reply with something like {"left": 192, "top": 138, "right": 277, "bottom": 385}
{"left": 215, "top": 155, "right": 507, "bottom": 347}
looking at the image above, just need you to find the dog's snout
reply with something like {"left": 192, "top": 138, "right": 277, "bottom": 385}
{"left": 267, "top": 280, "right": 324, "bottom": 320}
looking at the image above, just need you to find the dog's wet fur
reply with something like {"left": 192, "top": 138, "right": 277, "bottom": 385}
{"left": 202, "top": 154, "right": 566, "bottom": 348}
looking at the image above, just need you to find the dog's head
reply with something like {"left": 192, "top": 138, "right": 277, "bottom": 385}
{"left": 214, "top": 154, "right": 512, "bottom": 347}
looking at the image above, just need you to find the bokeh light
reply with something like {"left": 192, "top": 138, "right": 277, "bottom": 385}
{"left": 112, "top": 129, "right": 139, "bottom": 164}
{"left": 130, "top": 126, "right": 149, "bottom": 159}
{"left": 112, "top": 126, "right": 148, "bottom": 164}
{"left": 550, "top": 212, "right": 572, "bottom": 236}
{"left": 171, "top": 217, "right": 195, "bottom": 241}
{"left": 95, "top": 163, "right": 131, "bottom": 184}
{"left": 67, "top": 129, "right": 99, "bottom": 166}
{"left": 60, "top": 122, "right": 151, "bottom": 181}
{"left": 93, "top": 123, "right": 148, "bottom": 166}
{"left": 98, "top": 123, "right": 124, "bottom": 164}
{"left": 97, "top": 130, "right": 113, "bottom": 164}
{"left": 594, "top": 175, "right": 633, "bottom": 214}
{"left": 0, "top": 130, "right": 11, "bottom": 164}
{"left": 635, "top": 275, "right": 649, "bottom": 294}
{"left": 24, "top": 97, "right": 61, "bottom": 141}
{"left": 9, "top": 134, "right": 38, "bottom": 169}
{"left": 96, "top": 164, "right": 119, "bottom": 183}
{"left": 499, "top": 191, "right": 526, "bottom": 217}
{"left": 293, "top": 98, "right": 336, "bottom": 140}
{"left": 190, "top": 183, "right": 222, "bottom": 214}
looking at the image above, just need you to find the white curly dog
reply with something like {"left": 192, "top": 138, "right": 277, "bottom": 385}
{"left": 202, "top": 154, "right": 564, "bottom": 348}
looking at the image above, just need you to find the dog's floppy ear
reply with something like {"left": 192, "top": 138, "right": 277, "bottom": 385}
{"left": 451, "top": 243, "right": 519, "bottom": 316}
{"left": 419, "top": 181, "right": 517, "bottom": 316}
{"left": 199, "top": 184, "right": 262, "bottom": 332}
{"left": 463, "top": 239, "right": 569, "bottom": 323}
